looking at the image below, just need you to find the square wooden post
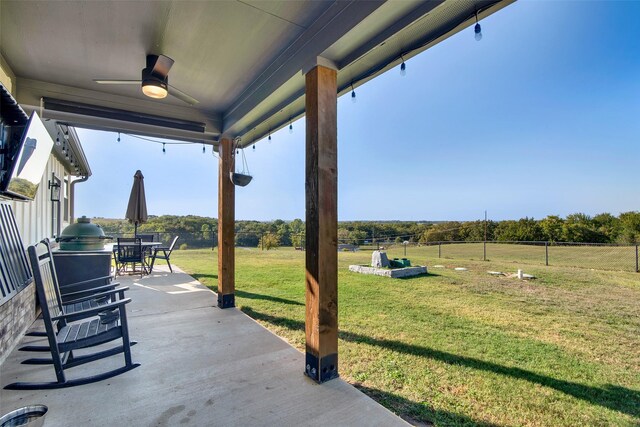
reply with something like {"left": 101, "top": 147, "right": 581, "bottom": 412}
{"left": 304, "top": 64, "right": 338, "bottom": 383}
{"left": 217, "top": 136, "right": 235, "bottom": 308}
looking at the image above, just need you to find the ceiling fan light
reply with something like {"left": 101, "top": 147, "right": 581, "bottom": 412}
{"left": 142, "top": 85, "right": 167, "bottom": 99}
{"left": 142, "top": 79, "right": 168, "bottom": 99}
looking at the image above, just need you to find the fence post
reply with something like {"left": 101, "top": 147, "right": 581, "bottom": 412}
{"left": 636, "top": 245, "right": 638, "bottom": 273}
{"left": 545, "top": 241, "right": 549, "bottom": 266}
{"left": 483, "top": 241, "right": 486, "bottom": 261}
{"left": 261, "top": 233, "right": 264, "bottom": 251}
{"left": 438, "top": 242, "right": 441, "bottom": 258}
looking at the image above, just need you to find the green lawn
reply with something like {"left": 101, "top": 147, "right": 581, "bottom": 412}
{"left": 172, "top": 247, "right": 640, "bottom": 426}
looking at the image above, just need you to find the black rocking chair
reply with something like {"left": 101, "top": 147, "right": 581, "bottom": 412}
{"left": 20, "top": 275, "right": 129, "bottom": 353}
{"left": 4, "top": 240, "right": 139, "bottom": 390}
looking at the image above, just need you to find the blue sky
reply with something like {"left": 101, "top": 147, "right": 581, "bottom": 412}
{"left": 76, "top": 1, "right": 640, "bottom": 221}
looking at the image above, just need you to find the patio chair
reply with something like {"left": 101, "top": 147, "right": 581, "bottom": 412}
{"left": 4, "top": 240, "right": 139, "bottom": 390}
{"left": 115, "top": 237, "right": 147, "bottom": 275}
{"left": 149, "top": 236, "right": 179, "bottom": 273}
{"left": 137, "top": 233, "right": 155, "bottom": 265}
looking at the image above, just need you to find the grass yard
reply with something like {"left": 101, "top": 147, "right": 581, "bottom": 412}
{"left": 172, "top": 247, "right": 640, "bottom": 426}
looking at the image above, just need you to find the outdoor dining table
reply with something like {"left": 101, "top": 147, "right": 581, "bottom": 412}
{"left": 110, "top": 242, "right": 163, "bottom": 249}
{"left": 109, "top": 241, "right": 162, "bottom": 275}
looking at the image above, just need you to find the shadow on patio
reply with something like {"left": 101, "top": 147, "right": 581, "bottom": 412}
{"left": 0, "top": 266, "right": 406, "bottom": 426}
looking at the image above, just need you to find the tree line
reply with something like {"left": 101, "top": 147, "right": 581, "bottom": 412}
{"left": 92, "top": 211, "right": 640, "bottom": 249}
{"left": 419, "top": 212, "right": 640, "bottom": 244}
{"left": 94, "top": 215, "right": 218, "bottom": 249}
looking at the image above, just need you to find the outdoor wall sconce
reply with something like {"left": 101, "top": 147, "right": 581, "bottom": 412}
{"left": 49, "top": 173, "right": 61, "bottom": 202}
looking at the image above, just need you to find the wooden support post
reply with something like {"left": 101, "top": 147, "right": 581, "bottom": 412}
{"left": 217, "top": 137, "right": 235, "bottom": 308}
{"left": 304, "top": 64, "right": 338, "bottom": 383}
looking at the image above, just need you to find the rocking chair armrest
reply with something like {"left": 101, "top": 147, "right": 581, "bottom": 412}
{"left": 60, "top": 282, "right": 118, "bottom": 304}
{"left": 54, "top": 298, "right": 132, "bottom": 323}
{"left": 66, "top": 275, "right": 117, "bottom": 287}
{"left": 61, "top": 282, "right": 119, "bottom": 300}
{"left": 62, "top": 286, "right": 130, "bottom": 304}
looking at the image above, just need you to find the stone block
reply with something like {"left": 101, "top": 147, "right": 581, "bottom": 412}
{"left": 371, "top": 251, "right": 390, "bottom": 268}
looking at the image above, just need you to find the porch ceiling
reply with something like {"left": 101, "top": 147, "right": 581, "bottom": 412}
{"left": 0, "top": 0, "right": 513, "bottom": 147}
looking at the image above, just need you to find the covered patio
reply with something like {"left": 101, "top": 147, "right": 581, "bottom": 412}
{"left": 0, "top": 265, "right": 405, "bottom": 425}
{"left": 0, "top": 0, "right": 514, "bottom": 423}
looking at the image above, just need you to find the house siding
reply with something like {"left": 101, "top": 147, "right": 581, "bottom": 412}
{"left": 9, "top": 155, "right": 70, "bottom": 246}
{"left": 0, "top": 154, "right": 71, "bottom": 365}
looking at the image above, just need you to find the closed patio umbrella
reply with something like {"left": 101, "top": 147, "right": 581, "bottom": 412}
{"left": 125, "top": 170, "right": 148, "bottom": 236}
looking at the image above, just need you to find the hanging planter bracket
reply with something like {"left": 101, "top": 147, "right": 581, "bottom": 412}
{"left": 230, "top": 138, "right": 253, "bottom": 187}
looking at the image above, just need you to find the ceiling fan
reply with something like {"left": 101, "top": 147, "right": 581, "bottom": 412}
{"left": 94, "top": 54, "right": 199, "bottom": 105}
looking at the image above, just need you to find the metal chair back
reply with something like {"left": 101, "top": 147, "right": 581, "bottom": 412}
{"left": 28, "top": 239, "right": 66, "bottom": 333}
{"left": 117, "top": 237, "right": 143, "bottom": 263}
{"left": 167, "top": 236, "right": 179, "bottom": 254}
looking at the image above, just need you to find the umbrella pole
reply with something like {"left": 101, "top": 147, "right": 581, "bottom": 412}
{"left": 134, "top": 222, "right": 138, "bottom": 237}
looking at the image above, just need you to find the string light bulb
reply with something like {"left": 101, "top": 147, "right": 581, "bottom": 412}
{"left": 289, "top": 118, "right": 293, "bottom": 133}
{"left": 55, "top": 132, "right": 61, "bottom": 146}
{"left": 117, "top": 132, "right": 121, "bottom": 143}
{"left": 474, "top": 11, "right": 482, "bottom": 41}
{"left": 253, "top": 144, "right": 256, "bottom": 151}
{"left": 64, "top": 130, "right": 69, "bottom": 140}
{"left": 162, "top": 143, "right": 166, "bottom": 154}
{"left": 351, "top": 83, "right": 356, "bottom": 103}
{"left": 268, "top": 132, "right": 272, "bottom": 142}
{"left": 202, "top": 143, "right": 205, "bottom": 154}
{"left": 400, "top": 56, "right": 406, "bottom": 76}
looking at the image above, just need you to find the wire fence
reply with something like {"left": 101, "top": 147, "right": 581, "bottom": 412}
{"left": 109, "top": 231, "right": 217, "bottom": 250}
{"left": 414, "top": 241, "right": 639, "bottom": 273}
{"left": 107, "top": 230, "right": 639, "bottom": 273}
{"left": 107, "top": 231, "right": 303, "bottom": 250}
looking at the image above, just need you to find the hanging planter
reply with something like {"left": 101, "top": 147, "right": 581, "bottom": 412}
{"left": 230, "top": 141, "right": 253, "bottom": 187}
{"left": 230, "top": 172, "right": 252, "bottom": 187}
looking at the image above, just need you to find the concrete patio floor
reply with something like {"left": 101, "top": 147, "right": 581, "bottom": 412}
{"left": 0, "top": 265, "right": 408, "bottom": 426}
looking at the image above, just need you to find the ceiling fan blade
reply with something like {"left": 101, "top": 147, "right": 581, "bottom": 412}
{"left": 149, "top": 54, "right": 174, "bottom": 77}
{"left": 168, "top": 85, "right": 199, "bottom": 105}
{"left": 94, "top": 79, "right": 141, "bottom": 84}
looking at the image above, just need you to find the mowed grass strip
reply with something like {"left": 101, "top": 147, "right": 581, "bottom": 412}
{"left": 172, "top": 247, "right": 640, "bottom": 427}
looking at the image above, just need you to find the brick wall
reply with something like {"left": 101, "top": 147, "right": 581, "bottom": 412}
{"left": 0, "top": 282, "right": 37, "bottom": 365}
